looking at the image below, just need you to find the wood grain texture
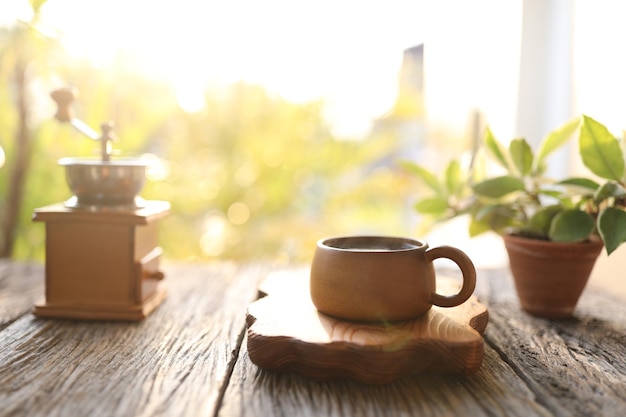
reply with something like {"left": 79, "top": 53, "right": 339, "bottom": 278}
{"left": 221, "top": 343, "right": 554, "bottom": 417}
{"left": 2, "top": 261, "right": 626, "bottom": 417}
{"left": 221, "top": 267, "right": 626, "bottom": 417}
{"left": 0, "top": 261, "right": 270, "bottom": 417}
{"left": 0, "top": 261, "right": 44, "bottom": 330}
{"left": 481, "top": 268, "right": 626, "bottom": 417}
{"left": 246, "top": 269, "right": 488, "bottom": 383}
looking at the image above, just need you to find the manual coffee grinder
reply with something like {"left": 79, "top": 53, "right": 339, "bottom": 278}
{"left": 32, "top": 88, "right": 170, "bottom": 320}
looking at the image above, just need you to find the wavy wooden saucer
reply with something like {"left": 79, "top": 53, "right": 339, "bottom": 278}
{"left": 246, "top": 269, "right": 488, "bottom": 384}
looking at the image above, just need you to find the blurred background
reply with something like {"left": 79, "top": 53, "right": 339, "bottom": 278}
{"left": 1, "top": 0, "right": 625, "bottom": 266}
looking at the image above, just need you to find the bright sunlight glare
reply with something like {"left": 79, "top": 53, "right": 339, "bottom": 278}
{"left": 6, "top": 1, "right": 625, "bottom": 140}
{"left": 29, "top": 0, "right": 428, "bottom": 138}
{"left": 3, "top": 0, "right": 531, "bottom": 138}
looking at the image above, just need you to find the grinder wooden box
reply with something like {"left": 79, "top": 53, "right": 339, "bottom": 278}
{"left": 32, "top": 200, "right": 170, "bottom": 321}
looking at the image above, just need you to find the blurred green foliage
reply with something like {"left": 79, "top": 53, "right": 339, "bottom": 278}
{"left": 0, "top": 4, "right": 416, "bottom": 263}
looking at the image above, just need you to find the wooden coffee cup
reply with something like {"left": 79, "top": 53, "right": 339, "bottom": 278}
{"left": 310, "top": 235, "right": 476, "bottom": 322}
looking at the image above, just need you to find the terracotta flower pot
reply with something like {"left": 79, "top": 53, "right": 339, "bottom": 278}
{"left": 502, "top": 234, "right": 604, "bottom": 319}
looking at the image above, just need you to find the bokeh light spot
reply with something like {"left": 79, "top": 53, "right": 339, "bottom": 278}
{"left": 142, "top": 153, "right": 170, "bottom": 181}
{"left": 228, "top": 202, "right": 250, "bottom": 225}
{"left": 200, "top": 211, "right": 228, "bottom": 256}
{"left": 198, "top": 179, "right": 221, "bottom": 200}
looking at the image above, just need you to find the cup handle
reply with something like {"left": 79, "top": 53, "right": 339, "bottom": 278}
{"left": 424, "top": 246, "right": 476, "bottom": 308}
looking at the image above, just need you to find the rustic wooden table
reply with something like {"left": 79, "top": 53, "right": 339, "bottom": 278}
{"left": 1, "top": 260, "right": 625, "bottom": 417}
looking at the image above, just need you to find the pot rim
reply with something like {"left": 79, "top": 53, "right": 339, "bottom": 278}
{"left": 502, "top": 232, "right": 603, "bottom": 248}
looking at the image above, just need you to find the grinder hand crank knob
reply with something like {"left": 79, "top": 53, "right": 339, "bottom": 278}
{"left": 50, "top": 87, "right": 78, "bottom": 123}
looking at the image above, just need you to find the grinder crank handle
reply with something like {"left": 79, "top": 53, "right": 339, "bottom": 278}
{"left": 50, "top": 87, "right": 100, "bottom": 140}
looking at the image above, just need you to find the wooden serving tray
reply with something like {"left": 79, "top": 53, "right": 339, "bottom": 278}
{"left": 246, "top": 269, "right": 489, "bottom": 384}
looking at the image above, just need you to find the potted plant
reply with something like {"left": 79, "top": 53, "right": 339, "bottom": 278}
{"left": 403, "top": 115, "right": 626, "bottom": 318}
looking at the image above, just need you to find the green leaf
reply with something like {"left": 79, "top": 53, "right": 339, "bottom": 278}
{"left": 598, "top": 207, "right": 626, "bottom": 255}
{"left": 534, "top": 117, "right": 579, "bottom": 171}
{"left": 558, "top": 177, "right": 600, "bottom": 191}
{"left": 548, "top": 209, "right": 595, "bottom": 243}
{"left": 533, "top": 160, "right": 548, "bottom": 176}
{"left": 468, "top": 217, "right": 491, "bottom": 237}
{"left": 445, "top": 160, "right": 462, "bottom": 196}
{"left": 414, "top": 197, "right": 449, "bottom": 215}
{"left": 594, "top": 181, "right": 626, "bottom": 205}
{"left": 400, "top": 161, "right": 443, "bottom": 194}
{"left": 579, "top": 115, "right": 625, "bottom": 180}
{"left": 528, "top": 205, "right": 562, "bottom": 235}
{"left": 538, "top": 189, "right": 567, "bottom": 200}
{"left": 484, "top": 127, "right": 510, "bottom": 171}
{"left": 472, "top": 176, "right": 525, "bottom": 198}
{"left": 29, "top": 0, "right": 48, "bottom": 14}
{"left": 509, "top": 138, "right": 533, "bottom": 176}
{"left": 473, "top": 204, "right": 519, "bottom": 233}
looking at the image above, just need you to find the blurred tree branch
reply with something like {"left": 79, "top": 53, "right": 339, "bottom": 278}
{"left": 0, "top": 0, "right": 53, "bottom": 257}
{"left": 0, "top": 56, "right": 32, "bottom": 257}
